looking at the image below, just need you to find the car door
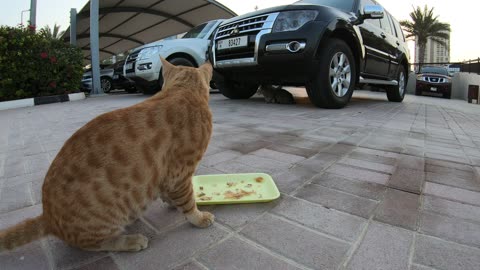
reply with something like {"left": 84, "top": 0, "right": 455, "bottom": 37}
{"left": 387, "top": 15, "right": 407, "bottom": 78}
{"left": 358, "top": 0, "right": 390, "bottom": 78}
{"left": 379, "top": 12, "right": 399, "bottom": 79}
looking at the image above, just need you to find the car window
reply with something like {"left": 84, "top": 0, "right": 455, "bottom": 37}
{"left": 182, "top": 21, "right": 218, "bottom": 39}
{"left": 294, "top": 0, "right": 355, "bottom": 12}
{"left": 420, "top": 66, "right": 449, "bottom": 76}
{"left": 387, "top": 14, "right": 398, "bottom": 37}
{"left": 392, "top": 17, "right": 405, "bottom": 42}
{"left": 379, "top": 12, "right": 394, "bottom": 35}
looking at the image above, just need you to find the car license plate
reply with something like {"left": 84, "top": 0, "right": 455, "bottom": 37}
{"left": 113, "top": 75, "right": 119, "bottom": 79}
{"left": 126, "top": 63, "right": 133, "bottom": 70}
{"left": 431, "top": 87, "right": 437, "bottom": 91}
{"left": 217, "top": 36, "right": 248, "bottom": 50}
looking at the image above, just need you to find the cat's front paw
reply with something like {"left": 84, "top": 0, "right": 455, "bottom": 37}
{"left": 196, "top": 211, "right": 215, "bottom": 228}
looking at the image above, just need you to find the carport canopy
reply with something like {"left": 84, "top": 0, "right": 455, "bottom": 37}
{"left": 64, "top": 0, "right": 237, "bottom": 62}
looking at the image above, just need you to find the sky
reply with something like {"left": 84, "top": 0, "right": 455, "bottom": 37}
{"left": 0, "top": 0, "right": 476, "bottom": 62}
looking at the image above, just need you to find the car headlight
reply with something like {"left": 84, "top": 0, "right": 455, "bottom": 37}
{"left": 138, "top": 45, "right": 163, "bottom": 60}
{"left": 273, "top": 10, "right": 318, "bottom": 33}
{"left": 416, "top": 75, "right": 425, "bottom": 81}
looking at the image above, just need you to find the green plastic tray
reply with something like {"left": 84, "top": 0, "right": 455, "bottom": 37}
{"left": 192, "top": 173, "right": 280, "bottom": 205}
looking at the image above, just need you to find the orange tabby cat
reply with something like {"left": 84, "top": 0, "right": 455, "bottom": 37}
{"left": 0, "top": 58, "right": 214, "bottom": 252}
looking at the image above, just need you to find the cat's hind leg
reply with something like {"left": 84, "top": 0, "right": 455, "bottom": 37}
{"left": 168, "top": 177, "right": 214, "bottom": 228}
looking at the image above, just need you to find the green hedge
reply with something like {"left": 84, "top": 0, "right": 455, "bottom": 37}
{"left": 0, "top": 25, "right": 84, "bottom": 101}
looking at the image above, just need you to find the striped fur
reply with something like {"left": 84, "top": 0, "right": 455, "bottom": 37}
{"left": 0, "top": 58, "right": 214, "bottom": 252}
{"left": 0, "top": 216, "right": 47, "bottom": 251}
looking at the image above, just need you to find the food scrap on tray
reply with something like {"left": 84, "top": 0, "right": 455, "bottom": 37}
{"left": 224, "top": 189, "right": 256, "bottom": 199}
{"left": 255, "top": 177, "right": 264, "bottom": 183}
{"left": 226, "top": 182, "right": 237, "bottom": 187}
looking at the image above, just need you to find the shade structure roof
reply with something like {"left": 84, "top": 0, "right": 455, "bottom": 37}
{"left": 63, "top": 0, "right": 236, "bottom": 61}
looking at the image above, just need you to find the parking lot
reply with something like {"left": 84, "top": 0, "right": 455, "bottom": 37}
{"left": 1, "top": 90, "right": 480, "bottom": 270}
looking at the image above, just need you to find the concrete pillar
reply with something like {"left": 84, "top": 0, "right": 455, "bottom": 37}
{"left": 90, "top": 0, "right": 103, "bottom": 95}
{"left": 70, "top": 9, "right": 77, "bottom": 46}
{"left": 29, "top": 0, "right": 36, "bottom": 27}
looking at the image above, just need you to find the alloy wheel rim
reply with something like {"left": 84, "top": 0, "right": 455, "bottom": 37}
{"left": 399, "top": 71, "right": 405, "bottom": 96}
{"left": 101, "top": 79, "right": 111, "bottom": 92}
{"left": 329, "top": 52, "right": 351, "bottom": 97}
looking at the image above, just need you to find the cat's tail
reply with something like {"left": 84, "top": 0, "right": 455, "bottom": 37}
{"left": 0, "top": 215, "right": 48, "bottom": 251}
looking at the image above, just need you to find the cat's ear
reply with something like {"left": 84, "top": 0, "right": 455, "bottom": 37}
{"left": 160, "top": 57, "right": 174, "bottom": 78}
{"left": 199, "top": 61, "right": 213, "bottom": 82}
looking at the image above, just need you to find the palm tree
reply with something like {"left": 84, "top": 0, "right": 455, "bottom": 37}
{"left": 400, "top": 5, "right": 451, "bottom": 65}
{"left": 39, "top": 23, "right": 65, "bottom": 40}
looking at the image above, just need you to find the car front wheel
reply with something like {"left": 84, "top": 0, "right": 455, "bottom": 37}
{"left": 101, "top": 77, "right": 113, "bottom": 93}
{"left": 306, "top": 38, "right": 356, "bottom": 109}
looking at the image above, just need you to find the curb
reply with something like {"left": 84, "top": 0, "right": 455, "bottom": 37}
{"left": 0, "top": 92, "right": 86, "bottom": 111}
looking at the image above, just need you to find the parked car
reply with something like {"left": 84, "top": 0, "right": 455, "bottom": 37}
{"left": 124, "top": 19, "right": 223, "bottom": 94}
{"left": 81, "top": 61, "right": 136, "bottom": 93}
{"left": 415, "top": 65, "right": 452, "bottom": 99}
{"left": 209, "top": 0, "right": 410, "bottom": 108}
{"left": 111, "top": 60, "right": 137, "bottom": 93}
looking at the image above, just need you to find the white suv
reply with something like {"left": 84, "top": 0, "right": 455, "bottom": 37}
{"left": 124, "top": 20, "right": 223, "bottom": 94}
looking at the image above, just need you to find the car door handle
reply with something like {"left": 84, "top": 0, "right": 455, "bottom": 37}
{"left": 381, "top": 32, "right": 386, "bottom": 39}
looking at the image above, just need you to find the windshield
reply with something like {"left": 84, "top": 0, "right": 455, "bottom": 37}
{"left": 420, "top": 66, "right": 449, "bottom": 76}
{"left": 182, "top": 21, "right": 218, "bottom": 39}
{"left": 294, "top": 0, "right": 355, "bottom": 12}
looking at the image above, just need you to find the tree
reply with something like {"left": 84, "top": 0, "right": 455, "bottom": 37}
{"left": 400, "top": 5, "right": 451, "bottom": 65}
{"left": 39, "top": 23, "right": 65, "bottom": 40}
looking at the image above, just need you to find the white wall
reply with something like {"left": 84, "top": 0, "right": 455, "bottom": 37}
{"left": 452, "top": 73, "right": 480, "bottom": 101}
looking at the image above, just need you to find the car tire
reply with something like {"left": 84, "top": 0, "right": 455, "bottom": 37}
{"left": 216, "top": 78, "right": 259, "bottom": 99}
{"left": 101, "top": 77, "right": 113, "bottom": 93}
{"left": 305, "top": 38, "right": 356, "bottom": 109}
{"left": 126, "top": 87, "right": 137, "bottom": 94}
{"left": 386, "top": 66, "right": 406, "bottom": 102}
{"left": 210, "top": 81, "right": 217, "bottom": 90}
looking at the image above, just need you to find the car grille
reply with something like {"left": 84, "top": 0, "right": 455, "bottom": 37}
{"left": 215, "top": 15, "right": 269, "bottom": 39}
{"left": 125, "top": 51, "right": 140, "bottom": 73}
{"left": 213, "top": 13, "right": 278, "bottom": 65}
{"left": 424, "top": 76, "right": 448, "bottom": 83}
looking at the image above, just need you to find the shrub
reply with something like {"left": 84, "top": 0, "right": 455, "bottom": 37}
{"left": 0, "top": 25, "right": 84, "bottom": 101}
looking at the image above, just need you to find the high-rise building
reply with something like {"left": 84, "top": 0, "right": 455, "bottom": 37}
{"left": 415, "top": 30, "right": 450, "bottom": 64}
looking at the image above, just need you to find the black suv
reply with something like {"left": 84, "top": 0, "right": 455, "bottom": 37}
{"left": 210, "top": 0, "right": 410, "bottom": 108}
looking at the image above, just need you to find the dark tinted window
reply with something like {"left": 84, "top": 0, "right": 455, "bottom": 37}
{"left": 379, "top": 13, "right": 393, "bottom": 35}
{"left": 182, "top": 21, "right": 218, "bottom": 39}
{"left": 391, "top": 17, "right": 405, "bottom": 41}
{"left": 420, "top": 66, "right": 449, "bottom": 76}
{"left": 387, "top": 14, "right": 398, "bottom": 37}
{"left": 295, "top": 0, "right": 355, "bottom": 12}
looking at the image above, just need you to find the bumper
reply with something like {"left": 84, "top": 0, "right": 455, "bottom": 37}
{"left": 112, "top": 75, "right": 135, "bottom": 90}
{"left": 213, "top": 21, "right": 326, "bottom": 85}
{"left": 80, "top": 79, "right": 92, "bottom": 91}
{"left": 415, "top": 81, "right": 451, "bottom": 97}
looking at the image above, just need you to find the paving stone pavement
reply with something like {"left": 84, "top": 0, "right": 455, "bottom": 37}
{"left": 1, "top": 90, "right": 480, "bottom": 270}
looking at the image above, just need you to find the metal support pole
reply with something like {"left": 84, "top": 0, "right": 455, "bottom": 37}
{"left": 90, "top": 0, "right": 103, "bottom": 95}
{"left": 21, "top": 9, "right": 30, "bottom": 26}
{"left": 70, "top": 9, "right": 77, "bottom": 46}
{"left": 29, "top": 0, "right": 37, "bottom": 27}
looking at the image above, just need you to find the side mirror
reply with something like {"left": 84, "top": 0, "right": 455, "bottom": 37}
{"left": 363, "top": 5, "right": 384, "bottom": 19}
